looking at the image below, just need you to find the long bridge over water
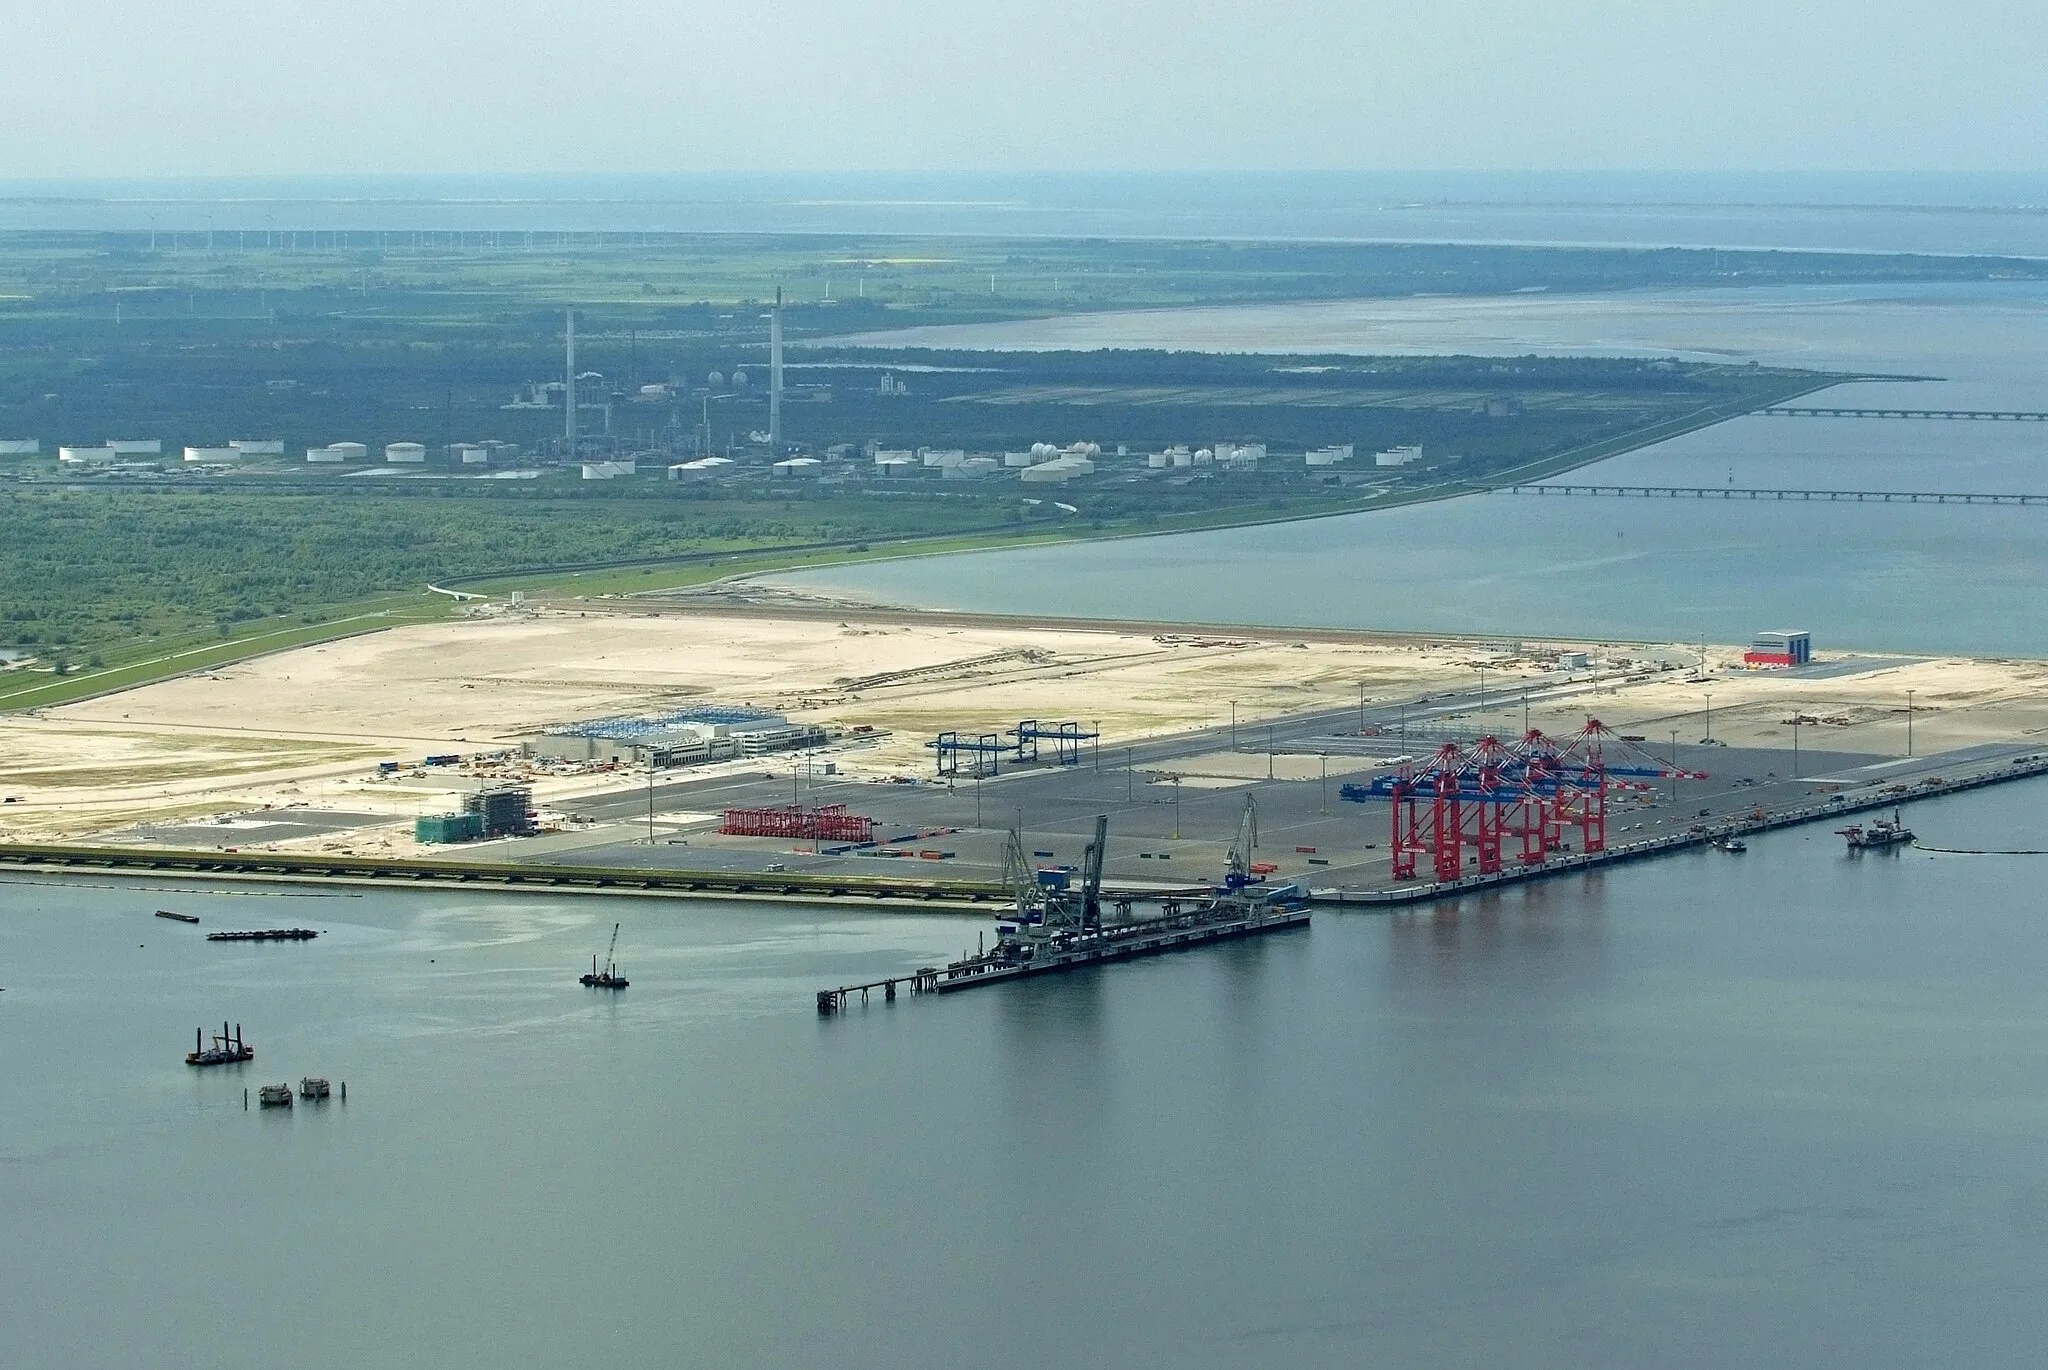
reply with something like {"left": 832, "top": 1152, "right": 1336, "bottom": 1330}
{"left": 1494, "top": 483, "right": 2048, "bottom": 506}
{"left": 1758, "top": 406, "right": 2048, "bottom": 421}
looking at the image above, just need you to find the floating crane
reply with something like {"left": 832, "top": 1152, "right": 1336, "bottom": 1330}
{"left": 580, "top": 922, "right": 629, "bottom": 989}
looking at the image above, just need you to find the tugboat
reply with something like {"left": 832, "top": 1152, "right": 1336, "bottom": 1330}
{"left": 186, "top": 1022, "right": 254, "bottom": 1066}
{"left": 1839, "top": 810, "right": 1915, "bottom": 851}
{"left": 580, "top": 923, "right": 629, "bottom": 989}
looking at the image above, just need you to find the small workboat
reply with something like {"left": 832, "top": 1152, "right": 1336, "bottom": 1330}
{"left": 186, "top": 1022, "right": 254, "bottom": 1066}
{"left": 1721, "top": 838, "right": 1748, "bottom": 853}
{"left": 154, "top": 910, "right": 200, "bottom": 924}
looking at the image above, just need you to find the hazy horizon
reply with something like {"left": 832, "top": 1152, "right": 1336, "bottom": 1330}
{"left": 5, "top": 2, "right": 2048, "bottom": 178}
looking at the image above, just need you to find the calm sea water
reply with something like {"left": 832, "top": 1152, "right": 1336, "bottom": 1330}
{"left": 7, "top": 171, "right": 2048, "bottom": 255}
{"left": 779, "top": 282, "right": 2048, "bottom": 655}
{"left": 7, "top": 780, "right": 2048, "bottom": 1369}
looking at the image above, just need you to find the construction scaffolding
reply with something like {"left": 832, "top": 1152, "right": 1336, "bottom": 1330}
{"left": 719, "top": 804, "right": 875, "bottom": 844}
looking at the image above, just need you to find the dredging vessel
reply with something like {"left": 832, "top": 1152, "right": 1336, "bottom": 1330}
{"left": 1838, "top": 811, "right": 1914, "bottom": 851}
{"left": 186, "top": 1022, "right": 254, "bottom": 1066}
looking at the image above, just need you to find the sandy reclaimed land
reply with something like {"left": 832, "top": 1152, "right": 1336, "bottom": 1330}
{"left": 2, "top": 601, "right": 2046, "bottom": 847}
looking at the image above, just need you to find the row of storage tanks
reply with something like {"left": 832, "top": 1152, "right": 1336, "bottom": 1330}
{"left": 306, "top": 442, "right": 504, "bottom": 464}
{"left": 36, "top": 439, "right": 284, "bottom": 464}
{"left": 869, "top": 441, "right": 1101, "bottom": 481}
{"left": 7, "top": 439, "right": 513, "bottom": 466}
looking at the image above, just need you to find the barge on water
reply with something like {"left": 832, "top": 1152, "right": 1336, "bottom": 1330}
{"left": 580, "top": 922, "right": 629, "bottom": 989}
{"left": 207, "top": 928, "right": 318, "bottom": 942}
{"left": 187, "top": 1022, "right": 253, "bottom": 1066}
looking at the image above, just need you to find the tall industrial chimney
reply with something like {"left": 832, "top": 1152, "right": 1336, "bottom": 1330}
{"left": 564, "top": 308, "right": 577, "bottom": 454}
{"left": 769, "top": 286, "right": 784, "bottom": 457}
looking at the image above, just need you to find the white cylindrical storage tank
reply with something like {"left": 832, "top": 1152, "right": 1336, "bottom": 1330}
{"left": 330, "top": 442, "right": 368, "bottom": 461}
{"left": 1003, "top": 451, "right": 1033, "bottom": 468}
{"left": 0, "top": 439, "right": 40, "bottom": 456}
{"left": 1147, "top": 452, "right": 1169, "bottom": 469}
{"left": 1019, "top": 460, "right": 1074, "bottom": 484}
{"left": 385, "top": 442, "right": 427, "bottom": 463}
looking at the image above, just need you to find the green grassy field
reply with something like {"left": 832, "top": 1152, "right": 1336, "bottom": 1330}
{"left": 0, "top": 227, "right": 1931, "bottom": 709}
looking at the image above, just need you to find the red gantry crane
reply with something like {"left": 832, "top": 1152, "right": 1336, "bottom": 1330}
{"left": 1379, "top": 720, "right": 1704, "bottom": 882}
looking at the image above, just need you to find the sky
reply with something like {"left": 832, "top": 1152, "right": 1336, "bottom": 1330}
{"left": 2, "top": 1, "right": 2047, "bottom": 177}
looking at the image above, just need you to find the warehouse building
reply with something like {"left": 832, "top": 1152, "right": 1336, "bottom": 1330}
{"left": 528, "top": 707, "right": 828, "bottom": 768}
{"left": 1744, "top": 630, "right": 1812, "bottom": 668}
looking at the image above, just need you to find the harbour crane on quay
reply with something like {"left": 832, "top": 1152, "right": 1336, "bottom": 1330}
{"left": 1226, "top": 794, "right": 1260, "bottom": 891}
{"left": 1341, "top": 720, "right": 1708, "bottom": 882}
